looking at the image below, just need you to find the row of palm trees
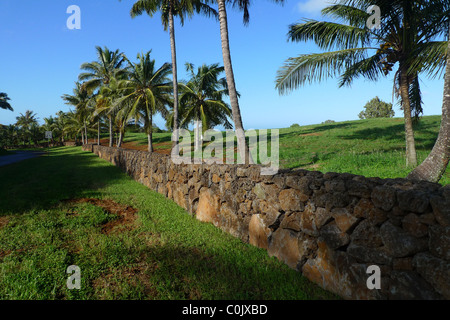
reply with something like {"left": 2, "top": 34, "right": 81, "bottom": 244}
{"left": 0, "top": 109, "right": 95, "bottom": 148}
{"left": 61, "top": 46, "right": 232, "bottom": 152}
{"left": 276, "top": 0, "right": 449, "bottom": 183}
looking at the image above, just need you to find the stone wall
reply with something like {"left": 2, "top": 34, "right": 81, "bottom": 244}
{"left": 82, "top": 144, "right": 450, "bottom": 300}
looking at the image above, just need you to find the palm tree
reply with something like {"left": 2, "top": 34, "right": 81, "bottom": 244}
{"left": 15, "top": 110, "right": 39, "bottom": 145}
{"left": 176, "top": 62, "right": 232, "bottom": 151}
{"left": 62, "top": 82, "right": 93, "bottom": 144}
{"left": 79, "top": 46, "right": 127, "bottom": 146}
{"left": 79, "top": 46, "right": 127, "bottom": 92}
{"left": 124, "top": 0, "right": 217, "bottom": 153}
{"left": 65, "top": 110, "right": 85, "bottom": 143}
{"left": 114, "top": 51, "right": 172, "bottom": 153}
{"left": 408, "top": 20, "right": 450, "bottom": 183}
{"left": 96, "top": 77, "right": 124, "bottom": 147}
{"left": 276, "top": 0, "right": 449, "bottom": 167}
{"left": 0, "top": 92, "right": 13, "bottom": 111}
{"left": 43, "top": 116, "right": 56, "bottom": 144}
{"left": 215, "top": 0, "right": 285, "bottom": 164}
{"left": 55, "top": 111, "right": 69, "bottom": 143}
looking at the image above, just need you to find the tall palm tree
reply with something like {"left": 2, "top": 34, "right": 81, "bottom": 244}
{"left": 215, "top": 0, "right": 285, "bottom": 164}
{"left": 114, "top": 51, "right": 172, "bottom": 153}
{"left": 276, "top": 0, "right": 449, "bottom": 167}
{"left": 62, "top": 82, "right": 93, "bottom": 144}
{"left": 0, "top": 92, "right": 13, "bottom": 111}
{"left": 408, "top": 20, "right": 450, "bottom": 183}
{"left": 176, "top": 62, "right": 232, "bottom": 151}
{"left": 124, "top": 0, "right": 217, "bottom": 153}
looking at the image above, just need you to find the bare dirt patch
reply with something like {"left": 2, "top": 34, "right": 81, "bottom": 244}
{"left": 0, "top": 216, "right": 9, "bottom": 229}
{"left": 92, "top": 261, "right": 159, "bottom": 299}
{"left": 62, "top": 198, "right": 138, "bottom": 234}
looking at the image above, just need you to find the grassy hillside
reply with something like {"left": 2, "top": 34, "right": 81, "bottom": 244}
{"left": 279, "top": 116, "right": 449, "bottom": 185}
{"left": 120, "top": 116, "right": 449, "bottom": 186}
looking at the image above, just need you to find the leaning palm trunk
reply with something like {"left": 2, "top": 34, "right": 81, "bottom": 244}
{"left": 217, "top": 0, "right": 251, "bottom": 165}
{"left": 84, "top": 121, "right": 88, "bottom": 144}
{"left": 169, "top": 8, "right": 180, "bottom": 155}
{"left": 147, "top": 115, "right": 153, "bottom": 154}
{"left": 118, "top": 131, "right": 123, "bottom": 148}
{"left": 408, "top": 31, "right": 450, "bottom": 182}
{"left": 399, "top": 65, "right": 418, "bottom": 167}
{"left": 109, "top": 116, "right": 113, "bottom": 147}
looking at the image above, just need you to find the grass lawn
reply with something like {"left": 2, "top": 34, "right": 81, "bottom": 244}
{"left": 0, "top": 146, "right": 336, "bottom": 300}
{"left": 120, "top": 116, "right": 449, "bottom": 185}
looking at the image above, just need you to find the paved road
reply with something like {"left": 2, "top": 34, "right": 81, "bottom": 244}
{"left": 0, "top": 151, "right": 46, "bottom": 167}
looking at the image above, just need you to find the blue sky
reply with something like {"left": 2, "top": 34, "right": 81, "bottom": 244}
{"left": 0, "top": 0, "right": 446, "bottom": 130}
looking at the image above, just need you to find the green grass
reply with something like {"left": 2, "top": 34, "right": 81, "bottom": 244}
{"left": 278, "top": 116, "right": 449, "bottom": 185}
{"left": 121, "top": 116, "right": 449, "bottom": 185}
{"left": 0, "top": 147, "right": 336, "bottom": 300}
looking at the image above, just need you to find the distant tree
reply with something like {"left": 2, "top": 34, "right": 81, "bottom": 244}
{"left": 290, "top": 123, "right": 300, "bottom": 128}
{"left": 322, "top": 120, "right": 336, "bottom": 124}
{"left": 15, "top": 110, "right": 39, "bottom": 145}
{"left": 358, "top": 97, "right": 395, "bottom": 119}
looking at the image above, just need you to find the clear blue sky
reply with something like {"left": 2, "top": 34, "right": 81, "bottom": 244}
{"left": 0, "top": 0, "right": 445, "bottom": 130}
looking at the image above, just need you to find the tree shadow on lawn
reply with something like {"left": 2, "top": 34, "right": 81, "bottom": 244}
{"left": 336, "top": 123, "right": 439, "bottom": 151}
{"left": 279, "top": 123, "right": 355, "bottom": 141}
{"left": 0, "top": 148, "right": 126, "bottom": 215}
{"left": 105, "top": 242, "right": 338, "bottom": 300}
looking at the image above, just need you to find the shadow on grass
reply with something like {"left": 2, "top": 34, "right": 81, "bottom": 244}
{"left": 0, "top": 147, "right": 125, "bottom": 215}
{"left": 279, "top": 123, "right": 355, "bottom": 141}
{"left": 335, "top": 122, "right": 439, "bottom": 151}
{"left": 128, "top": 244, "right": 337, "bottom": 300}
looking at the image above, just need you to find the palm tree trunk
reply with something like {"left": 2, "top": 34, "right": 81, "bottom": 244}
{"left": 408, "top": 30, "right": 450, "bottom": 182}
{"left": 97, "top": 121, "right": 100, "bottom": 146}
{"left": 109, "top": 116, "right": 113, "bottom": 148}
{"left": 217, "top": 0, "right": 251, "bottom": 165}
{"left": 84, "top": 121, "right": 88, "bottom": 144}
{"left": 118, "top": 131, "right": 123, "bottom": 148}
{"left": 194, "top": 119, "right": 202, "bottom": 152}
{"left": 81, "top": 130, "right": 85, "bottom": 145}
{"left": 169, "top": 8, "right": 180, "bottom": 156}
{"left": 148, "top": 114, "right": 153, "bottom": 154}
{"left": 399, "top": 65, "right": 418, "bottom": 167}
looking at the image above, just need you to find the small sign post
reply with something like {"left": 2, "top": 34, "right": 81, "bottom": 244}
{"left": 45, "top": 131, "right": 52, "bottom": 156}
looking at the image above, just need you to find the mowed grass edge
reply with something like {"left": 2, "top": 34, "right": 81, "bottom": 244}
{"left": 0, "top": 146, "right": 337, "bottom": 300}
